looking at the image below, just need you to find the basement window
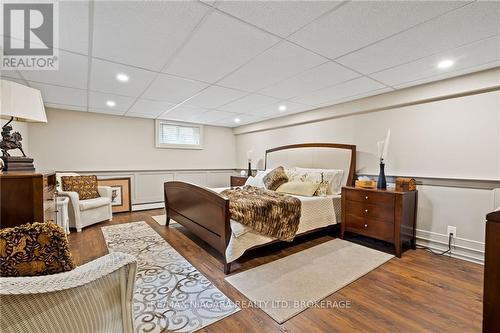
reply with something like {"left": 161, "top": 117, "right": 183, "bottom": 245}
{"left": 155, "top": 120, "right": 204, "bottom": 149}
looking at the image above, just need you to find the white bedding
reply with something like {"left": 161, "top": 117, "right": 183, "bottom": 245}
{"left": 212, "top": 187, "right": 341, "bottom": 263}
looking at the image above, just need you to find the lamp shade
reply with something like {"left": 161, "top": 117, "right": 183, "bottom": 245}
{"left": 1, "top": 80, "right": 47, "bottom": 122}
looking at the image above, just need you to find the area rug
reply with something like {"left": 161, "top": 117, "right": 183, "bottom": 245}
{"left": 152, "top": 214, "right": 177, "bottom": 226}
{"left": 102, "top": 222, "right": 239, "bottom": 332}
{"left": 225, "top": 239, "right": 393, "bottom": 324}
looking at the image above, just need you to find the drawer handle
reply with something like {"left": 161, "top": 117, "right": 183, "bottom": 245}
{"left": 364, "top": 224, "right": 368, "bottom": 228}
{"left": 365, "top": 196, "right": 368, "bottom": 200}
{"left": 364, "top": 209, "right": 368, "bottom": 213}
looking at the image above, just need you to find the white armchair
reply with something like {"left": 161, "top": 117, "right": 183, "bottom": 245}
{"left": 0, "top": 252, "right": 137, "bottom": 333}
{"left": 56, "top": 173, "right": 113, "bottom": 232}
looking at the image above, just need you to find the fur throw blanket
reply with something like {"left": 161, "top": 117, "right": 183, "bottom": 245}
{"left": 220, "top": 186, "right": 301, "bottom": 241}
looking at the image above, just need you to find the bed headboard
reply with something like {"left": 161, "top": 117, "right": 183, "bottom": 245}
{"left": 265, "top": 143, "right": 356, "bottom": 187}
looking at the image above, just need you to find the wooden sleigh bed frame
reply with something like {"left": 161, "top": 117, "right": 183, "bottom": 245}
{"left": 164, "top": 143, "right": 356, "bottom": 274}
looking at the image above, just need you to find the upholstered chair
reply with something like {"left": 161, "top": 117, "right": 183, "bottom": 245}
{"left": 56, "top": 172, "right": 113, "bottom": 232}
{"left": 0, "top": 252, "right": 137, "bottom": 333}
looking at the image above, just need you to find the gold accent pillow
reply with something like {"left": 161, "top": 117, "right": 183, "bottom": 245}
{"left": 0, "top": 222, "right": 75, "bottom": 277}
{"left": 61, "top": 175, "right": 100, "bottom": 200}
{"left": 276, "top": 181, "right": 320, "bottom": 197}
{"left": 263, "top": 166, "right": 289, "bottom": 191}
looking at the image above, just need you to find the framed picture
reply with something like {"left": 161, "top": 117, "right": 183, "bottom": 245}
{"left": 97, "top": 178, "right": 131, "bottom": 213}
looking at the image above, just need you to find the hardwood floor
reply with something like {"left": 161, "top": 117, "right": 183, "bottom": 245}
{"left": 68, "top": 209, "right": 483, "bottom": 333}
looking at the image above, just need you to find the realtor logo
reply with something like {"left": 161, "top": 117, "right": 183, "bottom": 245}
{"left": 1, "top": 2, "right": 58, "bottom": 70}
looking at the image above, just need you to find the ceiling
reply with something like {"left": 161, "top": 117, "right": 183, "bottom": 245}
{"left": 1, "top": 0, "right": 499, "bottom": 127}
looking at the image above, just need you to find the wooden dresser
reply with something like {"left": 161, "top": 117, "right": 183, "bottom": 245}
{"left": 341, "top": 186, "right": 417, "bottom": 257}
{"left": 230, "top": 175, "right": 248, "bottom": 187}
{"left": 0, "top": 171, "right": 57, "bottom": 228}
{"left": 483, "top": 210, "right": 500, "bottom": 333}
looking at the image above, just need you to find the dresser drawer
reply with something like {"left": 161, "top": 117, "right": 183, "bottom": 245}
{"left": 345, "top": 189, "right": 394, "bottom": 207}
{"left": 345, "top": 201, "right": 394, "bottom": 222}
{"left": 345, "top": 214, "right": 394, "bottom": 242}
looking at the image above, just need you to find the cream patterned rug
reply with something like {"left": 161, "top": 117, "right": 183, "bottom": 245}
{"left": 225, "top": 238, "right": 393, "bottom": 324}
{"left": 102, "top": 222, "right": 239, "bottom": 332}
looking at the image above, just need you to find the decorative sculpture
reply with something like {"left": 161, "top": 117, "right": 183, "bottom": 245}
{"left": 1, "top": 117, "right": 26, "bottom": 157}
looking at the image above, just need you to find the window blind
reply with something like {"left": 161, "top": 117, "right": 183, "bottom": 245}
{"left": 159, "top": 123, "right": 200, "bottom": 145}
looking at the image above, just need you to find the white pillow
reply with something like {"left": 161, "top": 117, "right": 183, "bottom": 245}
{"left": 291, "top": 167, "right": 344, "bottom": 195}
{"left": 243, "top": 170, "right": 268, "bottom": 188}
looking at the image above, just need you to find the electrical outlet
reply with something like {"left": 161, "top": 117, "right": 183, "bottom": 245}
{"left": 447, "top": 226, "right": 457, "bottom": 238}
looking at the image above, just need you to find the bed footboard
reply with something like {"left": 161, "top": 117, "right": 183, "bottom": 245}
{"left": 164, "top": 181, "right": 232, "bottom": 273}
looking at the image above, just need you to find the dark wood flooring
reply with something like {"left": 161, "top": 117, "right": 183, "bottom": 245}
{"left": 68, "top": 209, "right": 483, "bottom": 333}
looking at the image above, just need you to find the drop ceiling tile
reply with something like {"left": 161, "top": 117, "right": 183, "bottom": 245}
{"left": 159, "top": 104, "right": 208, "bottom": 120}
{"left": 125, "top": 112, "right": 157, "bottom": 119}
{"left": 186, "top": 85, "right": 248, "bottom": 109}
{"left": 141, "top": 74, "right": 208, "bottom": 103}
{"left": 288, "top": 1, "right": 467, "bottom": 59}
{"left": 164, "top": 11, "right": 279, "bottom": 82}
{"left": 0, "top": 76, "right": 26, "bottom": 85}
{"left": 371, "top": 35, "right": 500, "bottom": 87}
{"left": 211, "top": 113, "right": 260, "bottom": 127}
{"left": 249, "top": 101, "right": 314, "bottom": 117}
{"left": 216, "top": 1, "right": 342, "bottom": 37}
{"left": 218, "top": 93, "right": 279, "bottom": 113}
{"left": 395, "top": 60, "right": 500, "bottom": 89}
{"left": 93, "top": 1, "right": 209, "bottom": 71}
{"left": 198, "top": 110, "right": 238, "bottom": 122}
{"left": 316, "top": 87, "right": 394, "bottom": 108}
{"left": 29, "top": 81, "right": 87, "bottom": 107}
{"left": 44, "top": 103, "right": 87, "bottom": 112}
{"left": 337, "top": 2, "right": 500, "bottom": 74}
{"left": 88, "top": 91, "right": 136, "bottom": 112}
{"left": 219, "top": 41, "right": 327, "bottom": 92}
{"left": 88, "top": 108, "right": 126, "bottom": 116}
{"left": 0, "top": 71, "right": 23, "bottom": 80}
{"left": 59, "top": 1, "right": 89, "bottom": 54}
{"left": 20, "top": 50, "right": 88, "bottom": 89}
{"left": 1, "top": 1, "right": 89, "bottom": 54}
{"left": 127, "top": 99, "right": 176, "bottom": 116}
{"left": 259, "top": 61, "right": 360, "bottom": 99}
{"left": 89, "top": 58, "right": 157, "bottom": 97}
{"left": 292, "top": 77, "right": 387, "bottom": 106}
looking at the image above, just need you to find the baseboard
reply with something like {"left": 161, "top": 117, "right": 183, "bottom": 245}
{"left": 132, "top": 202, "right": 164, "bottom": 211}
{"left": 415, "top": 229, "right": 484, "bottom": 265}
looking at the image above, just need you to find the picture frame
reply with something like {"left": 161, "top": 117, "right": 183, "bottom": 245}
{"left": 97, "top": 177, "right": 131, "bottom": 213}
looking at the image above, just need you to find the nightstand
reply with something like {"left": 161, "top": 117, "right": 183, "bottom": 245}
{"left": 341, "top": 186, "right": 417, "bottom": 257}
{"left": 230, "top": 175, "right": 248, "bottom": 187}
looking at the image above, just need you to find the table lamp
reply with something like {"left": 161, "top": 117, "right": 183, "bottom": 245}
{"left": 1, "top": 80, "right": 47, "bottom": 171}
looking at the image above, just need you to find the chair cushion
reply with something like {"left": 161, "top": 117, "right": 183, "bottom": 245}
{"left": 0, "top": 222, "right": 75, "bottom": 277}
{"left": 79, "top": 197, "right": 111, "bottom": 211}
{"left": 61, "top": 175, "right": 100, "bottom": 200}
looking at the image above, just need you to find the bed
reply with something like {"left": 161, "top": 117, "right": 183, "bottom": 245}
{"left": 163, "top": 143, "right": 356, "bottom": 274}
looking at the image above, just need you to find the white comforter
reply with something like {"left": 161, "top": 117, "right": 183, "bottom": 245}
{"left": 212, "top": 187, "right": 340, "bottom": 263}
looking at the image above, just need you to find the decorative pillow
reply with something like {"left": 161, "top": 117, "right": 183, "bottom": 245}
{"left": 244, "top": 170, "right": 267, "bottom": 188}
{"left": 287, "top": 168, "right": 344, "bottom": 195}
{"left": 263, "top": 166, "right": 288, "bottom": 191}
{"left": 61, "top": 175, "right": 100, "bottom": 200}
{"left": 276, "top": 181, "right": 320, "bottom": 197}
{"left": 0, "top": 222, "right": 75, "bottom": 277}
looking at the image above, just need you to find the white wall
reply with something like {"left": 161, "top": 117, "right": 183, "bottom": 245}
{"left": 27, "top": 108, "right": 237, "bottom": 171}
{"left": 234, "top": 72, "right": 500, "bottom": 263}
{"left": 236, "top": 91, "right": 500, "bottom": 178}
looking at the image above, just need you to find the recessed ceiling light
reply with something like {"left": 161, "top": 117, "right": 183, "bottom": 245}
{"left": 106, "top": 100, "right": 116, "bottom": 107}
{"left": 234, "top": 118, "right": 241, "bottom": 123}
{"left": 278, "top": 105, "right": 287, "bottom": 112}
{"left": 437, "top": 59, "right": 454, "bottom": 69}
{"left": 116, "top": 73, "right": 129, "bottom": 82}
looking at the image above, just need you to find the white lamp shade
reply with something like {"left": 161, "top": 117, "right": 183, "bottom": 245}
{"left": 1, "top": 80, "right": 47, "bottom": 122}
